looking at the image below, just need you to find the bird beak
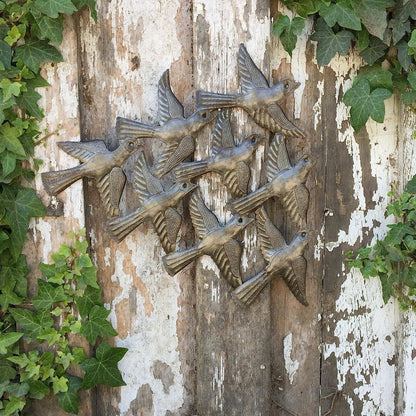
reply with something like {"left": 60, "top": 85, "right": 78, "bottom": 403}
{"left": 187, "top": 183, "right": 199, "bottom": 192}
{"left": 293, "top": 81, "right": 301, "bottom": 90}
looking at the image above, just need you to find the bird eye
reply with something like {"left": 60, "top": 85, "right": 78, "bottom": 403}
{"left": 182, "top": 183, "right": 188, "bottom": 189}
{"left": 237, "top": 217, "right": 243, "bottom": 224}
{"left": 250, "top": 135, "right": 257, "bottom": 143}
{"left": 284, "top": 82, "right": 290, "bottom": 89}
{"left": 128, "top": 141, "right": 135, "bottom": 150}
{"left": 303, "top": 155, "right": 310, "bottom": 162}
{"left": 301, "top": 231, "right": 307, "bottom": 238}
{"left": 201, "top": 111, "right": 208, "bottom": 119}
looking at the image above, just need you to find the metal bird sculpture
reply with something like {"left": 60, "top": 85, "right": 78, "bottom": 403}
{"left": 229, "top": 135, "right": 313, "bottom": 227}
{"left": 163, "top": 190, "right": 253, "bottom": 288}
{"left": 106, "top": 152, "right": 197, "bottom": 252}
{"left": 41, "top": 139, "right": 140, "bottom": 217}
{"left": 232, "top": 208, "right": 308, "bottom": 306}
{"left": 174, "top": 109, "right": 264, "bottom": 197}
{"left": 197, "top": 44, "right": 304, "bottom": 138}
{"left": 117, "top": 70, "right": 216, "bottom": 178}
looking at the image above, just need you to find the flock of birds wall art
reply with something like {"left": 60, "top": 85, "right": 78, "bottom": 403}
{"left": 42, "top": 44, "right": 314, "bottom": 306}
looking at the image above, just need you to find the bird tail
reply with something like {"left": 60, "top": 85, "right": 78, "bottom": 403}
{"left": 229, "top": 186, "right": 269, "bottom": 214}
{"left": 196, "top": 91, "right": 238, "bottom": 109}
{"left": 116, "top": 117, "right": 155, "bottom": 139}
{"left": 283, "top": 269, "right": 308, "bottom": 306}
{"left": 42, "top": 167, "right": 82, "bottom": 195}
{"left": 163, "top": 246, "right": 201, "bottom": 276}
{"left": 174, "top": 161, "right": 209, "bottom": 181}
{"left": 106, "top": 210, "right": 145, "bottom": 242}
{"left": 232, "top": 271, "right": 270, "bottom": 306}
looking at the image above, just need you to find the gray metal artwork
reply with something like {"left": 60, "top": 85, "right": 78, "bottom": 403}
{"left": 197, "top": 44, "right": 304, "bottom": 138}
{"left": 106, "top": 152, "right": 197, "bottom": 252}
{"left": 163, "top": 190, "right": 253, "bottom": 288}
{"left": 174, "top": 109, "right": 265, "bottom": 197}
{"left": 232, "top": 207, "right": 308, "bottom": 306}
{"left": 41, "top": 139, "right": 140, "bottom": 217}
{"left": 229, "top": 134, "right": 313, "bottom": 227}
{"left": 116, "top": 70, "right": 216, "bottom": 178}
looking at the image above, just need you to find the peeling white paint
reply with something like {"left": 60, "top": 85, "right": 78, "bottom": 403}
{"left": 283, "top": 333, "right": 299, "bottom": 384}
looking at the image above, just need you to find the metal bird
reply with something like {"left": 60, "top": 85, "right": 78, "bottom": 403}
{"left": 163, "top": 190, "right": 253, "bottom": 288}
{"left": 41, "top": 139, "right": 140, "bottom": 217}
{"left": 106, "top": 152, "right": 197, "bottom": 252}
{"left": 174, "top": 109, "right": 264, "bottom": 197}
{"left": 232, "top": 208, "right": 309, "bottom": 306}
{"left": 117, "top": 69, "right": 216, "bottom": 178}
{"left": 229, "top": 134, "right": 313, "bottom": 227}
{"left": 197, "top": 44, "right": 304, "bottom": 137}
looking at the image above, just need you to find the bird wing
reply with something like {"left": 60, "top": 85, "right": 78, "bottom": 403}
{"left": 266, "top": 133, "right": 289, "bottom": 181}
{"left": 96, "top": 167, "right": 126, "bottom": 218}
{"left": 158, "top": 69, "right": 184, "bottom": 124}
{"left": 223, "top": 162, "right": 250, "bottom": 197}
{"left": 134, "top": 152, "right": 163, "bottom": 204}
{"left": 267, "top": 104, "right": 304, "bottom": 137}
{"left": 153, "top": 208, "right": 181, "bottom": 253}
{"left": 256, "top": 207, "right": 286, "bottom": 262}
{"left": 238, "top": 44, "right": 270, "bottom": 93}
{"left": 281, "top": 185, "right": 309, "bottom": 228}
{"left": 153, "top": 135, "right": 194, "bottom": 178}
{"left": 189, "top": 191, "right": 219, "bottom": 240}
{"left": 212, "top": 245, "right": 242, "bottom": 288}
{"left": 212, "top": 109, "right": 234, "bottom": 156}
{"left": 58, "top": 141, "right": 109, "bottom": 163}
{"left": 285, "top": 255, "right": 307, "bottom": 305}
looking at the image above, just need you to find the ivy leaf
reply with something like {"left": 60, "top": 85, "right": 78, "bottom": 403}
{"left": 396, "top": 40, "right": 413, "bottom": 71}
{"left": 1, "top": 187, "right": 45, "bottom": 253}
{"left": 76, "top": 286, "right": 102, "bottom": 318}
{"left": 380, "top": 272, "right": 398, "bottom": 303}
{"left": 52, "top": 375, "right": 68, "bottom": 394}
{"left": 9, "top": 308, "right": 51, "bottom": 337}
{"left": 0, "top": 280, "right": 23, "bottom": 310}
{"left": 310, "top": 18, "right": 354, "bottom": 66}
{"left": 5, "top": 382, "right": 29, "bottom": 397}
{"left": 351, "top": 0, "right": 395, "bottom": 40}
{"left": 80, "top": 305, "right": 117, "bottom": 344}
{"left": 58, "top": 376, "right": 82, "bottom": 414}
{"left": 14, "top": 40, "right": 63, "bottom": 73}
{"left": 385, "top": 222, "right": 416, "bottom": 245}
{"left": 37, "top": 16, "right": 63, "bottom": 45}
{"left": 358, "top": 27, "right": 370, "bottom": 52}
{"left": 81, "top": 341, "right": 127, "bottom": 389}
{"left": 4, "top": 396, "right": 25, "bottom": 416}
{"left": 273, "top": 15, "right": 305, "bottom": 56}
{"left": 0, "top": 123, "right": 25, "bottom": 156}
{"left": 34, "top": 0, "right": 77, "bottom": 18}
{"left": 37, "top": 327, "right": 62, "bottom": 345}
{"left": 0, "top": 359, "right": 16, "bottom": 383}
{"left": 27, "top": 380, "right": 50, "bottom": 399}
{"left": 72, "top": 0, "right": 97, "bottom": 22}
{"left": 0, "top": 40, "right": 11, "bottom": 69}
{"left": 407, "top": 71, "right": 416, "bottom": 90}
{"left": 0, "top": 332, "right": 23, "bottom": 354}
{"left": 32, "top": 279, "right": 67, "bottom": 310}
{"left": 357, "top": 65, "right": 393, "bottom": 90}
{"left": 359, "top": 36, "right": 388, "bottom": 65}
{"left": 388, "top": 18, "right": 410, "bottom": 45}
{"left": 78, "top": 265, "right": 99, "bottom": 288}
{"left": 15, "top": 86, "right": 42, "bottom": 119}
{"left": 402, "top": 90, "right": 416, "bottom": 105}
{"left": 343, "top": 78, "right": 392, "bottom": 132}
{"left": 319, "top": 0, "right": 361, "bottom": 30}
{"left": 406, "top": 173, "right": 416, "bottom": 193}
{"left": 2, "top": 151, "right": 17, "bottom": 177}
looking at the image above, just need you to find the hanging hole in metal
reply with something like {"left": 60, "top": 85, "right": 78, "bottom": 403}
{"left": 46, "top": 196, "right": 64, "bottom": 217}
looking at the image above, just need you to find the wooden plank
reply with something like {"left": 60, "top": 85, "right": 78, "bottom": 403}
{"left": 320, "top": 56, "right": 400, "bottom": 414}
{"left": 24, "top": 15, "right": 94, "bottom": 416}
{"left": 268, "top": 5, "right": 323, "bottom": 414}
{"left": 77, "top": 1, "right": 195, "bottom": 414}
{"left": 193, "top": 1, "right": 272, "bottom": 414}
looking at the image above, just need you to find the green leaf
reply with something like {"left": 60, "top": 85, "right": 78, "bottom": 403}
{"left": 73, "top": 0, "right": 97, "bottom": 21}
{"left": 80, "top": 305, "right": 117, "bottom": 344}
{"left": 351, "top": 0, "right": 395, "bottom": 40}
{"left": 358, "top": 27, "right": 370, "bottom": 51}
{"left": 380, "top": 273, "right": 398, "bottom": 303}
{"left": 7, "top": 354, "right": 30, "bottom": 368}
{"left": 0, "top": 40, "right": 11, "bottom": 69}
{"left": 385, "top": 222, "right": 415, "bottom": 245}
{"left": 32, "top": 279, "right": 67, "bottom": 310}
{"left": 14, "top": 40, "right": 63, "bottom": 73}
{"left": 81, "top": 342, "right": 127, "bottom": 389}
{"left": 273, "top": 15, "right": 305, "bottom": 56}
{"left": 0, "top": 280, "right": 23, "bottom": 310}
{"left": 76, "top": 286, "right": 102, "bottom": 318}
{"left": 402, "top": 90, "right": 416, "bottom": 105}
{"left": 34, "top": 0, "right": 77, "bottom": 18}
{"left": 388, "top": 18, "right": 410, "bottom": 44}
{"left": 319, "top": 0, "right": 361, "bottom": 30}
{"left": 0, "top": 123, "right": 25, "bottom": 156}
{"left": 0, "top": 359, "right": 16, "bottom": 383}
{"left": 58, "top": 376, "right": 82, "bottom": 414}
{"left": 0, "top": 332, "right": 23, "bottom": 354}
{"left": 356, "top": 65, "right": 393, "bottom": 91}
{"left": 37, "top": 16, "right": 63, "bottom": 45}
{"left": 2, "top": 151, "right": 17, "bottom": 177}
{"left": 407, "top": 71, "right": 416, "bottom": 90}
{"left": 406, "top": 174, "right": 416, "bottom": 193}
{"left": 359, "top": 36, "right": 388, "bottom": 65}
{"left": 74, "top": 239, "right": 88, "bottom": 254}
{"left": 78, "top": 265, "right": 99, "bottom": 288}
{"left": 0, "top": 79, "right": 22, "bottom": 102}
{"left": 4, "top": 396, "right": 25, "bottom": 416}
{"left": 52, "top": 375, "right": 68, "bottom": 394}
{"left": 9, "top": 308, "right": 49, "bottom": 337}
{"left": 15, "top": 86, "right": 42, "bottom": 119}
{"left": 71, "top": 347, "right": 86, "bottom": 365}
{"left": 37, "top": 327, "right": 62, "bottom": 345}
{"left": 396, "top": 40, "right": 413, "bottom": 71}
{"left": 343, "top": 78, "right": 392, "bottom": 132}
{"left": 27, "top": 380, "right": 50, "bottom": 399}
{"left": 5, "top": 382, "right": 29, "bottom": 397}
{"left": 310, "top": 18, "right": 354, "bottom": 66}
{"left": 1, "top": 187, "right": 45, "bottom": 252}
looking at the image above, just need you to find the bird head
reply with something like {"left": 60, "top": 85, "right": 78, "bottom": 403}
{"left": 119, "top": 138, "right": 141, "bottom": 153}
{"left": 189, "top": 109, "right": 217, "bottom": 130}
{"left": 170, "top": 181, "right": 198, "bottom": 202}
{"left": 226, "top": 214, "right": 254, "bottom": 237}
{"left": 293, "top": 228, "right": 309, "bottom": 253}
{"left": 295, "top": 154, "right": 315, "bottom": 180}
{"left": 242, "top": 133, "right": 266, "bottom": 150}
{"left": 275, "top": 79, "right": 301, "bottom": 96}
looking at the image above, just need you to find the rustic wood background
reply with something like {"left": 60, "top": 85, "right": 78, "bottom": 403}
{"left": 26, "top": 0, "right": 416, "bottom": 414}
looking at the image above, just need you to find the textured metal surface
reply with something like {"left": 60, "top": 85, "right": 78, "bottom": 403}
{"left": 233, "top": 207, "right": 308, "bottom": 306}
{"left": 163, "top": 190, "right": 252, "bottom": 288}
{"left": 41, "top": 139, "right": 139, "bottom": 217}
{"left": 197, "top": 44, "right": 304, "bottom": 138}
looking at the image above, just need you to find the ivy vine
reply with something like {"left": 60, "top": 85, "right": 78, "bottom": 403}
{"left": 274, "top": 0, "right": 416, "bottom": 132}
{"left": 0, "top": 0, "right": 127, "bottom": 414}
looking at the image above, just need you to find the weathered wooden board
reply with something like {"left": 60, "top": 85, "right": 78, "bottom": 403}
{"left": 77, "top": 1, "right": 196, "bottom": 415}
